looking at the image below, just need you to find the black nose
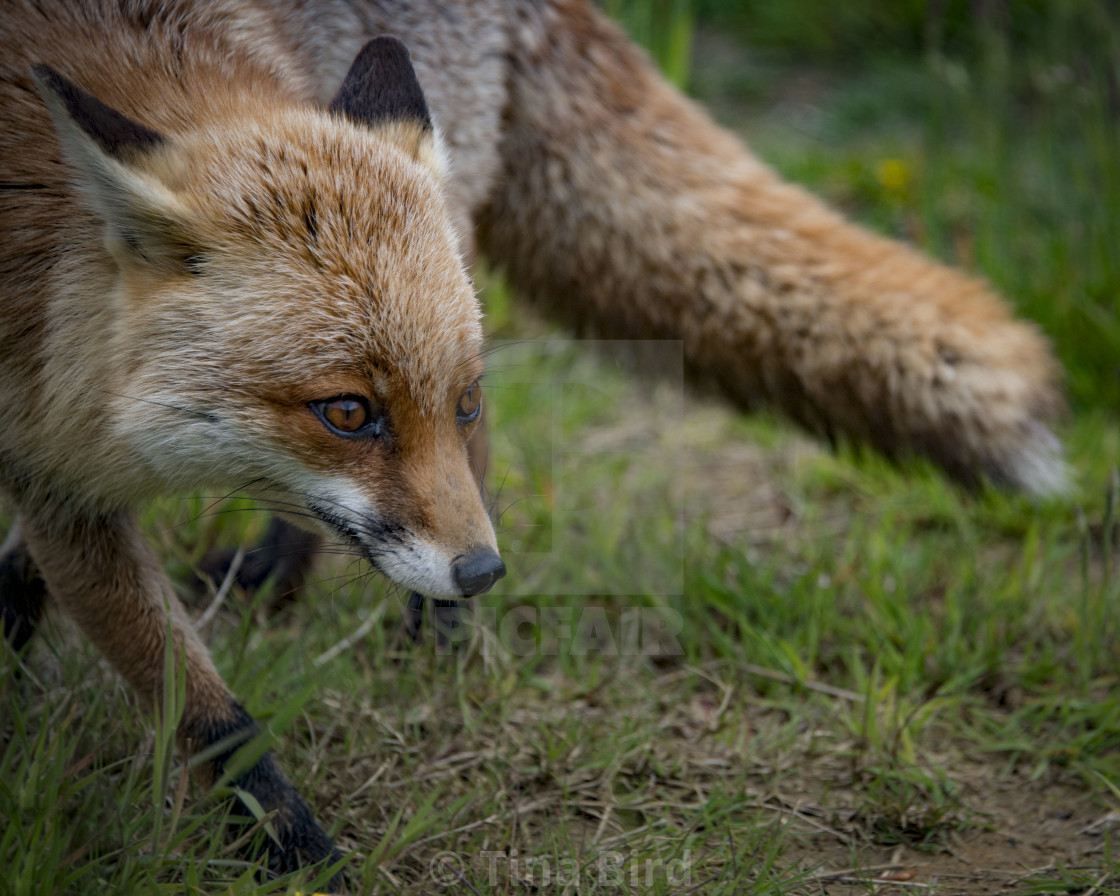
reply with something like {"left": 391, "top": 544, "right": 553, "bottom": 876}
{"left": 452, "top": 548, "right": 506, "bottom": 596}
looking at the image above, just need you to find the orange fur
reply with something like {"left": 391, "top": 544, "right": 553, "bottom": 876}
{"left": 0, "top": 2, "right": 497, "bottom": 579}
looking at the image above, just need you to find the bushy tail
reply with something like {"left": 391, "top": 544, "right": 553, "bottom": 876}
{"left": 478, "top": 0, "right": 1067, "bottom": 495}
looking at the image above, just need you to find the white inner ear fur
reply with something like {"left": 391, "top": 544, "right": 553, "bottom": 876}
{"left": 33, "top": 77, "right": 194, "bottom": 268}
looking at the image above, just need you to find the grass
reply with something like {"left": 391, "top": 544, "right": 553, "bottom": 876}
{"left": 3, "top": 5, "right": 1120, "bottom": 895}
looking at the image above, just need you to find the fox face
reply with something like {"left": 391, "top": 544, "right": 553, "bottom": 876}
{"left": 32, "top": 41, "right": 503, "bottom": 597}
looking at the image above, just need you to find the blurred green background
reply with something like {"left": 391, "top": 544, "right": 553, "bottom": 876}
{"left": 606, "top": 0, "right": 1120, "bottom": 415}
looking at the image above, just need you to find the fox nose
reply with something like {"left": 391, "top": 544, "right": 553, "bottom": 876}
{"left": 452, "top": 548, "right": 506, "bottom": 596}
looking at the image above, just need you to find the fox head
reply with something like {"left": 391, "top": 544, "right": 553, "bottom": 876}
{"left": 31, "top": 39, "right": 504, "bottom": 597}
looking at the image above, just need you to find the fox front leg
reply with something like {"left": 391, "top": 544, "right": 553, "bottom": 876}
{"left": 18, "top": 509, "right": 344, "bottom": 886}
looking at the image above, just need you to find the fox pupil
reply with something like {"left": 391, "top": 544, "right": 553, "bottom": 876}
{"left": 457, "top": 382, "right": 481, "bottom": 423}
{"left": 325, "top": 398, "right": 367, "bottom": 432}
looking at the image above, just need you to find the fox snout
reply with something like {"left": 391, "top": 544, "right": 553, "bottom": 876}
{"left": 453, "top": 547, "right": 505, "bottom": 596}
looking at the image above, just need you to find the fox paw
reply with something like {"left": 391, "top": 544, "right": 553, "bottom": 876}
{"left": 196, "top": 517, "right": 321, "bottom": 609}
{"left": 0, "top": 534, "right": 46, "bottom": 653}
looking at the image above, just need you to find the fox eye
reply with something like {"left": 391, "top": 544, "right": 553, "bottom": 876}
{"left": 324, "top": 398, "right": 367, "bottom": 431}
{"left": 311, "top": 395, "right": 383, "bottom": 438}
{"left": 456, "top": 381, "right": 482, "bottom": 426}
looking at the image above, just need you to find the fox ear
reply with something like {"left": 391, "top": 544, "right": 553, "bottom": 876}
{"left": 329, "top": 37, "right": 433, "bottom": 134}
{"left": 31, "top": 64, "right": 200, "bottom": 273}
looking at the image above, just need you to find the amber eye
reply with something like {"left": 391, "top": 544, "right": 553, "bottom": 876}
{"left": 310, "top": 395, "right": 383, "bottom": 438}
{"left": 456, "top": 381, "right": 482, "bottom": 426}
{"left": 324, "top": 398, "right": 367, "bottom": 431}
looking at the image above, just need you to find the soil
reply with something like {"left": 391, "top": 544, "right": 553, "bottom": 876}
{"left": 780, "top": 773, "right": 1111, "bottom": 894}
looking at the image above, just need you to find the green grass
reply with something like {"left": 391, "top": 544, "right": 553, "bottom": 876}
{"left": 4, "top": 5, "right": 1120, "bottom": 895}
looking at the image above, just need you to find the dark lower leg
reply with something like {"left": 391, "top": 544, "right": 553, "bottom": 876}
{"left": 199, "top": 516, "right": 321, "bottom": 609}
{"left": 182, "top": 700, "right": 344, "bottom": 885}
{"left": 0, "top": 524, "right": 47, "bottom": 653}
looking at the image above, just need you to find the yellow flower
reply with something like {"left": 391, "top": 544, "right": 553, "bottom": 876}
{"left": 876, "top": 158, "right": 912, "bottom": 195}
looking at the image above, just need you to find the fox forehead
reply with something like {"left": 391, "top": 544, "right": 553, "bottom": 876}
{"left": 149, "top": 109, "right": 483, "bottom": 409}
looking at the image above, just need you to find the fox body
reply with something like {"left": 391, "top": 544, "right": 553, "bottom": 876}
{"left": 262, "top": 0, "right": 1065, "bottom": 493}
{"left": 1, "top": 0, "right": 1066, "bottom": 883}
{"left": 1, "top": 0, "right": 502, "bottom": 880}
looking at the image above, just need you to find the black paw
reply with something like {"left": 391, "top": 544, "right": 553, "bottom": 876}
{"left": 232, "top": 753, "right": 347, "bottom": 890}
{"left": 189, "top": 701, "right": 347, "bottom": 890}
{"left": 197, "top": 517, "right": 321, "bottom": 610}
{"left": 0, "top": 538, "right": 47, "bottom": 654}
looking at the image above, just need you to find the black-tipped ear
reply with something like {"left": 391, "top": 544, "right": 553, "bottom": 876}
{"left": 30, "top": 64, "right": 164, "bottom": 161}
{"left": 32, "top": 65, "right": 199, "bottom": 273}
{"left": 328, "top": 37, "right": 432, "bottom": 132}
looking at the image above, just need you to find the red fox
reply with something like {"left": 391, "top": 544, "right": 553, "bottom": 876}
{"left": 0, "top": 0, "right": 1066, "bottom": 884}
{"left": 1, "top": 0, "right": 502, "bottom": 882}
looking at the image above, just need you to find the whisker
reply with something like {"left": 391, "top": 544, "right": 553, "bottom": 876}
{"left": 480, "top": 338, "right": 533, "bottom": 358}
{"left": 495, "top": 492, "right": 546, "bottom": 518}
{"left": 190, "top": 478, "right": 269, "bottom": 524}
{"left": 486, "top": 463, "right": 514, "bottom": 520}
{"left": 318, "top": 567, "right": 383, "bottom": 604}
{"left": 188, "top": 494, "right": 416, "bottom": 569}
{"left": 95, "top": 388, "right": 218, "bottom": 422}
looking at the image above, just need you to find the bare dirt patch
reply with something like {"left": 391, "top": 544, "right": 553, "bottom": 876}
{"left": 778, "top": 771, "right": 1110, "bottom": 895}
